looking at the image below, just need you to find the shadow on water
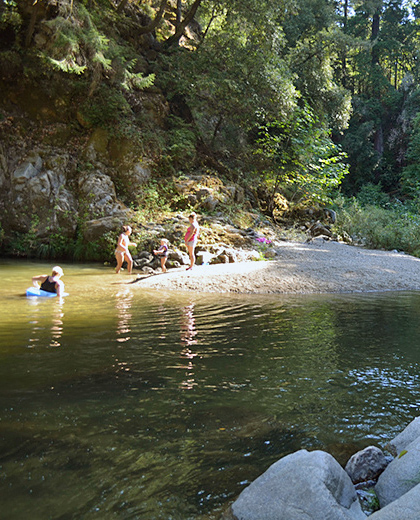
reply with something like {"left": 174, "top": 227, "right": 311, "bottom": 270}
{"left": 1, "top": 260, "right": 420, "bottom": 518}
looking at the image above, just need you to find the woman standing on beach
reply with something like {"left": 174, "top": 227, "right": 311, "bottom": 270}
{"left": 115, "top": 225, "right": 137, "bottom": 274}
{"left": 184, "top": 212, "right": 200, "bottom": 270}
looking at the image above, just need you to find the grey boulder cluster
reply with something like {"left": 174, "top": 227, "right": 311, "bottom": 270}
{"left": 222, "top": 417, "right": 420, "bottom": 520}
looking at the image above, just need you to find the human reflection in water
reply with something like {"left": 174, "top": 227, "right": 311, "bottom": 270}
{"left": 180, "top": 303, "right": 198, "bottom": 390}
{"left": 115, "top": 285, "right": 134, "bottom": 343}
{"left": 27, "top": 298, "right": 65, "bottom": 348}
{"left": 49, "top": 299, "right": 65, "bottom": 348}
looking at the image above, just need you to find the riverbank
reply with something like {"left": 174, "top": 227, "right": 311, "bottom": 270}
{"left": 131, "top": 238, "right": 420, "bottom": 294}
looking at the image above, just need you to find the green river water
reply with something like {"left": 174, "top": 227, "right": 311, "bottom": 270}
{"left": 1, "top": 259, "right": 420, "bottom": 519}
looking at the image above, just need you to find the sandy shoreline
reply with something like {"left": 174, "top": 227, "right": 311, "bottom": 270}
{"left": 130, "top": 239, "right": 420, "bottom": 295}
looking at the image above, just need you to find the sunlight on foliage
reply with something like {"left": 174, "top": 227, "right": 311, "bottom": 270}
{"left": 255, "top": 105, "right": 349, "bottom": 206}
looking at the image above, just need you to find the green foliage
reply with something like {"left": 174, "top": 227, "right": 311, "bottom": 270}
{"left": 36, "top": 230, "right": 72, "bottom": 259}
{"left": 79, "top": 84, "right": 131, "bottom": 128}
{"left": 159, "top": 117, "right": 197, "bottom": 173}
{"left": 333, "top": 196, "right": 420, "bottom": 257}
{"left": 72, "top": 227, "right": 116, "bottom": 262}
{"left": 132, "top": 181, "right": 174, "bottom": 222}
{"left": 40, "top": 3, "right": 154, "bottom": 95}
{"left": 0, "top": 0, "right": 21, "bottom": 32}
{"left": 155, "top": 2, "right": 296, "bottom": 159}
{"left": 402, "top": 110, "right": 420, "bottom": 196}
{"left": 121, "top": 68, "right": 155, "bottom": 92}
{"left": 255, "top": 105, "right": 349, "bottom": 205}
{"left": 7, "top": 219, "right": 74, "bottom": 260}
{"left": 356, "top": 183, "right": 390, "bottom": 208}
{"left": 8, "top": 216, "right": 40, "bottom": 257}
{"left": 5, "top": 0, "right": 420, "bottom": 244}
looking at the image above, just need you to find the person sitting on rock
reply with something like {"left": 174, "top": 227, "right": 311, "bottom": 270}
{"left": 32, "top": 266, "right": 65, "bottom": 296}
{"left": 153, "top": 238, "right": 169, "bottom": 273}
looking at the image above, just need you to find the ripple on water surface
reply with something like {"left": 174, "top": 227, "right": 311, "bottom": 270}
{"left": 1, "top": 261, "right": 420, "bottom": 519}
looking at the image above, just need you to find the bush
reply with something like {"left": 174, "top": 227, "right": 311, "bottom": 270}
{"left": 356, "top": 183, "right": 390, "bottom": 208}
{"left": 333, "top": 196, "right": 420, "bottom": 256}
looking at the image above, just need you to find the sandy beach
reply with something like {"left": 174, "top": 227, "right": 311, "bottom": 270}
{"left": 131, "top": 238, "right": 420, "bottom": 294}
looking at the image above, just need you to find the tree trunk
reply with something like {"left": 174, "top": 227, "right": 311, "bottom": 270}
{"left": 374, "top": 124, "right": 383, "bottom": 156}
{"left": 211, "top": 115, "right": 223, "bottom": 147}
{"left": 175, "top": 0, "right": 182, "bottom": 27}
{"left": 371, "top": 6, "right": 381, "bottom": 65}
{"left": 163, "top": 0, "right": 202, "bottom": 48}
{"left": 341, "top": 0, "right": 349, "bottom": 88}
{"left": 25, "top": 0, "right": 41, "bottom": 48}
{"left": 136, "top": 0, "right": 169, "bottom": 35}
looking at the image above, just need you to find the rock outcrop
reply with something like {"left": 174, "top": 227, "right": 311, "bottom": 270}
{"left": 223, "top": 449, "right": 366, "bottom": 520}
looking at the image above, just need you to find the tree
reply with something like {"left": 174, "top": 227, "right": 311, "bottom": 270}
{"left": 255, "top": 105, "right": 349, "bottom": 214}
{"left": 155, "top": 0, "right": 296, "bottom": 160}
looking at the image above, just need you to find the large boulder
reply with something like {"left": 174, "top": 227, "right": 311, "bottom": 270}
{"left": 78, "top": 171, "right": 130, "bottom": 219}
{"left": 385, "top": 416, "right": 420, "bottom": 457}
{"left": 168, "top": 248, "right": 189, "bottom": 265}
{"left": 345, "top": 446, "right": 388, "bottom": 484}
{"left": 82, "top": 216, "right": 125, "bottom": 242}
{"left": 369, "top": 483, "right": 420, "bottom": 520}
{"left": 224, "top": 449, "right": 366, "bottom": 520}
{"left": 8, "top": 154, "right": 78, "bottom": 237}
{"left": 375, "top": 435, "right": 420, "bottom": 508}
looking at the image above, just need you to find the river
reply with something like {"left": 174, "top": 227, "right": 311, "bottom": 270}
{"left": 1, "top": 260, "right": 420, "bottom": 519}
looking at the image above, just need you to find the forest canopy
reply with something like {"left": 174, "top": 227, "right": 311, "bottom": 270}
{"left": 2, "top": 0, "right": 420, "bottom": 226}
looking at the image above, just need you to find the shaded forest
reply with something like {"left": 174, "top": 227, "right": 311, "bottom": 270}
{"left": 2, "top": 0, "right": 420, "bottom": 257}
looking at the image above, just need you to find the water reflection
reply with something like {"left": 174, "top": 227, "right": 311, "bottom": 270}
{"left": 180, "top": 302, "right": 198, "bottom": 349}
{"left": 50, "top": 300, "right": 64, "bottom": 348}
{"left": 180, "top": 303, "right": 198, "bottom": 390}
{"left": 27, "top": 298, "right": 65, "bottom": 348}
{"left": 115, "top": 285, "right": 133, "bottom": 344}
{"left": 4, "top": 261, "right": 420, "bottom": 520}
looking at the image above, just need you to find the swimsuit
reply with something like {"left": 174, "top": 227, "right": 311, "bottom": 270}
{"left": 115, "top": 234, "right": 130, "bottom": 255}
{"left": 41, "top": 277, "right": 57, "bottom": 294}
{"left": 156, "top": 245, "right": 169, "bottom": 257}
{"left": 185, "top": 225, "right": 199, "bottom": 246}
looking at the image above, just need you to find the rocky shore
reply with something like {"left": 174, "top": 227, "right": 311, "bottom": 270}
{"left": 221, "top": 417, "right": 420, "bottom": 520}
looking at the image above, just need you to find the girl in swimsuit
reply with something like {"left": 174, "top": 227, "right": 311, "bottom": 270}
{"left": 115, "top": 226, "right": 137, "bottom": 274}
{"left": 153, "top": 238, "right": 169, "bottom": 272}
{"left": 32, "top": 266, "right": 65, "bottom": 296}
{"left": 184, "top": 212, "right": 199, "bottom": 270}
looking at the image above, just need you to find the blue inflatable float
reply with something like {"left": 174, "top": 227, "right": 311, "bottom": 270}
{"left": 26, "top": 287, "right": 69, "bottom": 298}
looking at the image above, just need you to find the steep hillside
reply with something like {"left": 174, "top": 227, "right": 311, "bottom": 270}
{"left": 0, "top": 0, "right": 339, "bottom": 261}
